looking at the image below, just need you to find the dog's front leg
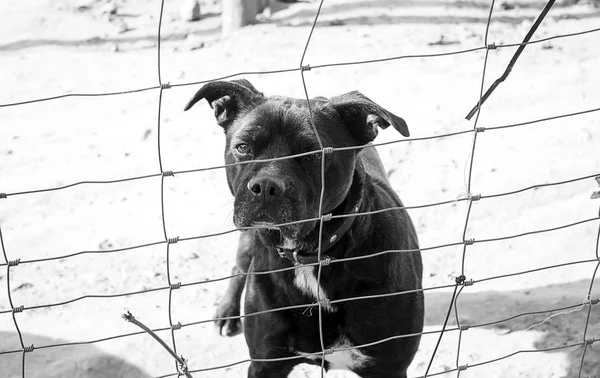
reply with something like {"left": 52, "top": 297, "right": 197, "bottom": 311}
{"left": 214, "top": 231, "right": 254, "bottom": 336}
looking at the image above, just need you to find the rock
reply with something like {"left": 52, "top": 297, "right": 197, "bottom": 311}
{"left": 116, "top": 21, "right": 130, "bottom": 34}
{"left": 100, "top": 1, "right": 118, "bottom": 15}
{"left": 186, "top": 34, "right": 206, "bottom": 50}
{"left": 180, "top": 0, "right": 201, "bottom": 22}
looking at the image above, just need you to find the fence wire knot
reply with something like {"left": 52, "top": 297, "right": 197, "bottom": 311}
{"left": 487, "top": 42, "right": 497, "bottom": 50}
{"left": 458, "top": 364, "right": 469, "bottom": 371}
{"left": 318, "top": 298, "right": 330, "bottom": 307}
{"left": 455, "top": 276, "right": 474, "bottom": 286}
{"left": 322, "top": 348, "right": 335, "bottom": 355}
{"left": 161, "top": 82, "right": 171, "bottom": 90}
{"left": 591, "top": 176, "right": 600, "bottom": 199}
{"left": 464, "top": 238, "right": 476, "bottom": 245}
{"left": 13, "top": 305, "right": 24, "bottom": 313}
{"left": 178, "top": 355, "right": 189, "bottom": 375}
{"left": 322, "top": 147, "right": 334, "bottom": 154}
{"left": 321, "top": 213, "right": 333, "bottom": 222}
{"left": 584, "top": 338, "right": 595, "bottom": 346}
{"left": 475, "top": 126, "right": 486, "bottom": 133}
{"left": 23, "top": 344, "right": 35, "bottom": 353}
{"left": 167, "top": 236, "right": 179, "bottom": 244}
{"left": 301, "top": 64, "right": 311, "bottom": 71}
{"left": 162, "top": 171, "right": 174, "bottom": 177}
{"left": 590, "top": 298, "right": 600, "bottom": 305}
{"left": 468, "top": 193, "right": 481, "bottom": 201}
{"left": 319, "top": 257, "right": 332, "bottom": 266}
{"left": 8, "top": 258, "right": 21, "bottom": 267}
{"left": 170, "top": 282, "right": 181, "bottom": 290}
{"left": 0, "top": 192, "right": 6, "bottom": 199}
{"left": 460, "top": 324, "right": 470, "bottom": 331}
{"left": 171, "top": 322, "right": 182, "bottom": 330}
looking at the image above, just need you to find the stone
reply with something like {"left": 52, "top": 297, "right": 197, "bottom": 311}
{"left": 180, "top": 0, "right": 201, "bottom": 22}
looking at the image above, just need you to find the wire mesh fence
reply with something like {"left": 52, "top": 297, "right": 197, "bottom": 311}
{"left": 1, "top": 0, "right": 599, "bottom": 377}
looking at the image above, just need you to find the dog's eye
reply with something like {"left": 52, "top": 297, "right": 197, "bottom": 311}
{"left": 234, "top": 143, "right": 252, "bottom": 155}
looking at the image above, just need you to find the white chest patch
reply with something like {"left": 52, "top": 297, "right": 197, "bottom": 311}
{"left": 293, "top": 266, "right": 335, "bottom": 312}
{"left": 297, "top": 335, "right": 371, "bottom": 371}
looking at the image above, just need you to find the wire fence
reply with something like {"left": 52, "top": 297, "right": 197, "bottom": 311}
{"left": 1, "top": 0, "right": 599, "bottom": 377}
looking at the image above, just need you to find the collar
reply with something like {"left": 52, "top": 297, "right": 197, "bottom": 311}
{"left": 276, "top": 172, "right": 364, "bottom": 265}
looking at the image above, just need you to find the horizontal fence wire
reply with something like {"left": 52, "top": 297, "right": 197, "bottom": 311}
{"left": 2, "top": 295, "right": 598, "bottom": 361}
{"left": 1, "top": 216, "right": 597, "bottom": 316}
{"left": 1, "top": 170, "right": 598, "bottom": 269}
{"left": 1, "top": 26, "right": 600, "bottom": 109}
{"left": 1, "top": 0, "right": 599, "bottom": 377}
{"left": 3, "top": 104, "right": 600, "bottom": 198}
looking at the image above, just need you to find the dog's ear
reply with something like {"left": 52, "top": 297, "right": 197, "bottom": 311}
{"left": 329, "top": 91, "right": 409, "bottom": 144}
{"left": 184, "top": 79, "right": 263, "bottom": 127}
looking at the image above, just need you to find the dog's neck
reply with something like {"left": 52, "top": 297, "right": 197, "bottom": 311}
{"left": 276, "top": 167, "right": 366, "bottom": 265}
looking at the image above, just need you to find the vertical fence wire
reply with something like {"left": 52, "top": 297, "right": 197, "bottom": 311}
{"left": 424, "top": 1, "right": 496, "bottom": 376}
{"left": 578, "top": 201, "right": 600, "bottom": 378}
{"left": 1, "top": 0, "right": 599, "bottom": 376}
{"left": 154, "top": 0, "right": 183, "bottom": 376}
{"left": 1, "top": 226, "right": 30, "bottom": 378}
{"left": 296, "top": 0, "right": 329, "bottom": 376}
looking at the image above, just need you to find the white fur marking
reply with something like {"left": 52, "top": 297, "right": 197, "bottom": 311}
{"left": 296, "top": 335, "right": 371, "bottom": 371}
{"left": 327, "top": 336, "right": 371, "bottom": 370}
{"left": 293, "top": 266, "right": 334, "bottom": 312}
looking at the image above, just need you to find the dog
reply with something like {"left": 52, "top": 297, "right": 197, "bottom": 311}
{"left": 184, "top": 79, "right": 424, "bottom": 378}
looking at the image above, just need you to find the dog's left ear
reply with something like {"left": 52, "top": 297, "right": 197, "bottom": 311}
{"left": 184, "top": 79, "right": 263, "bottom": 127}
{"left": 329, "top": 91, "right": 409, "bottom": 144}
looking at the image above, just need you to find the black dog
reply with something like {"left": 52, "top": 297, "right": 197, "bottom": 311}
{"left": 185, "top": 79, "right": 424, "bottom": 378}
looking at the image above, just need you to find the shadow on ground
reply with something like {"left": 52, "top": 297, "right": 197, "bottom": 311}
{"left": 274, "top": 0, "right": 600, "bottom": 27}
{"left": 3, "top": 0, "right": 600, "bottom": 51}
{"left": 426, "top": 278, "right": 600, "bottom": 377}
{"left": 0, "top": 333, "right": 150, "bottom": 378}
{"left": 1, "top": 280, "right": 596, "bottom": 377}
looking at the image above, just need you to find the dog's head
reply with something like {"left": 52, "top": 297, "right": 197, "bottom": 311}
{"left": 185, "top": 79, "right": 409, "bottom": 244}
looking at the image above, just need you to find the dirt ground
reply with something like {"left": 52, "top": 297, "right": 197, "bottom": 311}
{"left": 1, "top": 0, "right": 600, "bottom": 377}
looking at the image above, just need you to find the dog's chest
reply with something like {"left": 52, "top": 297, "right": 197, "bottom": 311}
{"left": 293, "top": 265, "right": 335, "bottom": 312}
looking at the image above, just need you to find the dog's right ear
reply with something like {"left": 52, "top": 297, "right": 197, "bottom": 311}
{"left": 329, "top": 91, "right": 409, "bottom": 145}
{"left": 184, "top": 79, "right": 263, "bottom": 127}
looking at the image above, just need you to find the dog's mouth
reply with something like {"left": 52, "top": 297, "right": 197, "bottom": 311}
{"left": 237, "top": 210, "right": 313, "bottom": 241}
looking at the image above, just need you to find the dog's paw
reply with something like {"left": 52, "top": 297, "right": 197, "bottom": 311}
{"left": 214, "top": 301, "right": 242, "bottom": 337}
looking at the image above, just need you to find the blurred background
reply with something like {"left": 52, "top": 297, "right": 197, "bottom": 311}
{"left": 1, "top": 0, "right": 599, "bottom": 377}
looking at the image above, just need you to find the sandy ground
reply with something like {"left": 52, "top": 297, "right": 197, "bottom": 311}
{"left": 1, "top": 0, "right": 600, "bottom": 377}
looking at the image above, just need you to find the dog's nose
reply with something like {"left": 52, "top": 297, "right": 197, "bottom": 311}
{"left": 247, "top": 175, "right": 285, "bottom": 203}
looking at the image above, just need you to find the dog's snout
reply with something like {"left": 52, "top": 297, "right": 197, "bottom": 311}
{"left": 247, "top": 175, "right": 285, "bottom": 203}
